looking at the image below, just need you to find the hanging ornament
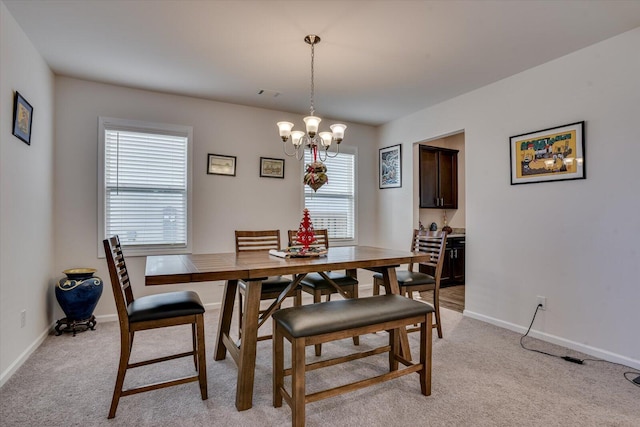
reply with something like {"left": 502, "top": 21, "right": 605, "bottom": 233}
{"left": 296, "top": 209, "right": 317, "bottom": 251}
{"left": 304, "top": 161, "right": 328, "bottom": 191}
{"left": 303, "top": 145, "right": 328, "bottom": 191}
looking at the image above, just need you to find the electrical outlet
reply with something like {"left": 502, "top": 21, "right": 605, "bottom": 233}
{"left": 20, "top": 309, "right": 26, "bottom": 328}
{"left": 536, "top": 296, "right": 547, "bottom": 311}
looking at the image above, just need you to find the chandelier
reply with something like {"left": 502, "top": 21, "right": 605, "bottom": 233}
{"left": 277, "top": 35, "right": 347, "bottom": 163}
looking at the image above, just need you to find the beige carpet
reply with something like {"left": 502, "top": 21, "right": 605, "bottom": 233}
{"left": 1, "top": 307, "right": 638, "bottom": 426}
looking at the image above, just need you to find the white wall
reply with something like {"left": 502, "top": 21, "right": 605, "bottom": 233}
{"left": 0, "top": 1, "right": 55, "bottom": 384}
{"left": 53, "top": 77, "right": 378, "bottom": 319}
{"left": 378, "top": 28, "right": 640, "bottom": 368}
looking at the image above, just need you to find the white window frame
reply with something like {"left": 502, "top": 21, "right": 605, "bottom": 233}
{"left": 97, "top": 117, "right": 193, "bottom": 257}
{"left": 302, "top": 145, "right": 358, "bottom": 246}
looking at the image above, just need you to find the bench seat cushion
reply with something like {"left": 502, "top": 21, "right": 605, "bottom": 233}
{"left": 273, "top": 294, "right": 434, "bottom": 338}
{"left": 128, "top": 290, "right": 204, "bottom": 323}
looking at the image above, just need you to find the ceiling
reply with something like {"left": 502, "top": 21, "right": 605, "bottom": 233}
{"left": 5, "top": 0, "right": 640, "bottom": 126}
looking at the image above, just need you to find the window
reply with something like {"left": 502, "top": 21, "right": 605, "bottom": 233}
{"left": 98, "top": 117, "right": 192, "bottom": 255}
{"left": 303, "top": 147, "right": 356, "bottom": 243}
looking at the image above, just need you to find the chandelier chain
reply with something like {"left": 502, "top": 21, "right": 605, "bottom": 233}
{"left": 310, "top": 41, "right": 315, "bottom": 116}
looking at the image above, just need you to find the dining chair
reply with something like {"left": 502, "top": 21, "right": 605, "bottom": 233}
{"left": 372, "top": 230, "right": 448, "bottom": 338}
{"left": 235, "top": 230, "right": 302, "bottom": 341}
{"left": 287, "top": 228, "right": 359, "bottom": 356}
{"left": 103, "top": 235, "right": 207, "bottom": 419}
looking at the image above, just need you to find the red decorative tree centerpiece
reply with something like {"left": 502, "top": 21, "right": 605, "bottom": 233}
{"left": 296, "top": 209, "right": 316, "bottom": 252}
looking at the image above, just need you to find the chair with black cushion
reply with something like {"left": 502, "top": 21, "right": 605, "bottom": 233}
{"left": 236, "top": 230, "right": 302, "bottom": 341}
{"left": 288, "top": 228, "right": 359, "bottom": 356}
{"left": 103, "top": 235, "right": 207, "bottom": 419}
{"left": 372, "top": 230, "right": 447, "bottom": 338}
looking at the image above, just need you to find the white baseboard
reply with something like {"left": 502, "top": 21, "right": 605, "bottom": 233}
{"left": 463, "top": 309, "right": 640, "bottom": 370}
{"left": 0, "top": 323, "right": 53, "bottom": 388}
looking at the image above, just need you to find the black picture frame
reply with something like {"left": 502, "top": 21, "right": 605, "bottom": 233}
{"left": 379, "top": 144, "right": 402, "bottom": 189}
{"left": 260, "top": 157, "right": 285, "bottom": 179}
{"left": 509, "top": 121, "right": 585, "bottom": 185}
{"left": 12, "top": 92, "right": 33, "bottom": 145}
{"left": 207, "top": 153, "right": 236, "bottom": 176}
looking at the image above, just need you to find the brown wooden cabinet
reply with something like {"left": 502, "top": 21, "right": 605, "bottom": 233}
{"left": 419, "top": 145, "right": 458, "bottom": 209}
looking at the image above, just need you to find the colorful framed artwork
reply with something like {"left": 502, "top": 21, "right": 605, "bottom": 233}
{"left": 379, "top": 144, "right": 402, "bottom": 189}
{"left": 12, "top": 91, "right": 33, "bottom": 145}
{"left": 207, "top": 153, "right": 236, "bottom": 176}
{"left": 260, "top": 157, "right": 284, "bottom": 179}
{"left": 509, "top": 121, "right": 585, "bottom": 185}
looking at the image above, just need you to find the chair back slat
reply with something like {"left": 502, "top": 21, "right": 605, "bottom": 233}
{"left": 235, "top": 230, "right": 281, "bottom": 252}
{"left": 408, "top": 230, "right": 447, "bottom": 275}
{"left": 287, "top": 229, "right": 329, "bottom": 248}
{"left": 103, "top": 235, "right": 134, "bottom": 324}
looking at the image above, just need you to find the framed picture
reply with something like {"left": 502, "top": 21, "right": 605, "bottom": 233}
{"left": 509, "top": 121, "right": 585, "bottom": 185}
{"left": 260, "top": 157, "right": 285, "bottom": 179}
{"left": 207, "top": 153, "right": 236, "bottom": 176}
{"left": 379, "top": 144, "right": 402, "bottom": 189}
{"left": 12, "top": 92, "right": 33, "bottom": 145}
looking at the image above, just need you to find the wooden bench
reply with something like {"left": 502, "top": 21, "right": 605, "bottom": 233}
{"left": 272, "top": 294, "right": 435, "bottom": 426}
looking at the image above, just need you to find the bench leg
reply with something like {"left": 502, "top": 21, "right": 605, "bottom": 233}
{"left": 273, "top": 321, "right": 284, "bottom": 408}
{"left": 351, "top": 285, "right": 360, "bottom": 347}
{"left": 388, "top": 328, "right": 399, "bottom": 371}
{"left": 292, "top": 338, "right": 306, "bottom": 427}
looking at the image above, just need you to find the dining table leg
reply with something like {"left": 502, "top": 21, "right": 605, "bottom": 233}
{"left": 235, "top": 279, "right": 263, "bottom": 411}
{"left": 215, "top": 279, "right": 238, "bottom": 361}
{"left": 382, "top": 267, "right": 412, "bottom": 359}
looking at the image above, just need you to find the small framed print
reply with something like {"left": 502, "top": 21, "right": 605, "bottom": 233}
{"left": 509, "top": 121, "right": 585, "bottom": 185}
{"left": 260, "top": 157, "right": 284, "bottom": 179}
{"left": 207, "top": 153, "right": 236, "bottom": 176}
{"left": 379, "top": 144, "right": 402, "bottom": 189}
{"left": 12, "top": 92, "right": 33, "bottom": 145}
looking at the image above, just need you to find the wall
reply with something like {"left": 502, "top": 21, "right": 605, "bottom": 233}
{"left": 378, "top": 28, "right": 640, "bottom": 368}
{"left": 53, "top": 77, "right": 378, "bottom": 319}
{"left": 0, "top": 1, "right": 55, "bottom": 384}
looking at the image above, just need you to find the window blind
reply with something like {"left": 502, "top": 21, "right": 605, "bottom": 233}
{"left": 104, "top": 129, "right": 188, "bottom": 248}
{"left": 304, "top": 150, "right": 355, "bottom": 240}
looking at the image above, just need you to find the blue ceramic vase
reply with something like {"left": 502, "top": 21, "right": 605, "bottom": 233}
{"left": 56, "top": 268, "right": 103, "bottom": 321}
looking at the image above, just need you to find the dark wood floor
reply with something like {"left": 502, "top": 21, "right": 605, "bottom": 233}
{"left": 418, "top": 285, "right": 464, "bottom": 313}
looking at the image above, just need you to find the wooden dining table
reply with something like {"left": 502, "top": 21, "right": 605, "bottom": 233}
{"left": 145, "top": 245, "right": 432, "bottom": 411}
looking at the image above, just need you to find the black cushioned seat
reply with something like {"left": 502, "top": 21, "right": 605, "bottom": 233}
{"left": 239, "top": 276, "right": 295, "bottom": 293}
{"left": 128, "top": 290, "right": 205, "bottom": 323}
{"left": 372, "top": 270, "right": 435, "bottom": 286}
{"left": 273, "top": 294, "right": 434, "bottom": 338}
{"left": 300, "top": 272, "right": 358, "bottom": 290}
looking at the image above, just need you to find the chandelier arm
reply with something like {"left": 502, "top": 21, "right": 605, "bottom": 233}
{"left": 282, "top": 142, "right": 303, "bottom": 159}
{"left": 323, "top": 143, "right": 341, "bottom": 159}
